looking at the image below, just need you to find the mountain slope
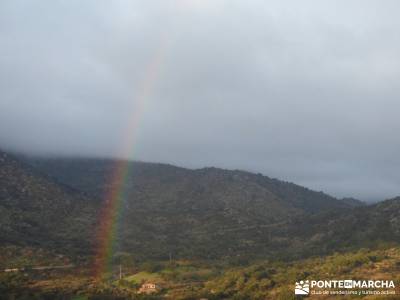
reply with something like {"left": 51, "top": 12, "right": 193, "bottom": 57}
{"left": 20, "top": 156, "right": 360, "bottom": 260}
{"left": 0, "top": 151, "right": 97, "bottom": 254}
{"left": 25, "top": 157, "right": 355, "bottom": 213}
{"left": 4, "top": 153, "right": 398, "bottom": 261}
{"left": 283, "top": 197, "right": 400, "bottom": 257}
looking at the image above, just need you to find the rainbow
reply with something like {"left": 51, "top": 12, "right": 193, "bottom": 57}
{"left": 91, "top": 0, "right": 204, "bottom": 279}
{"left": 93, "top": 41, "right": 168, "bottom": 279}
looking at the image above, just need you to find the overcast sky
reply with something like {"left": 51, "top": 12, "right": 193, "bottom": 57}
{"left": 1, "top": 0, "right": 400, "bottom": 201}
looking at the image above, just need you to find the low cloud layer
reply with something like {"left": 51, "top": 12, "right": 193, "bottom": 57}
{"left": 1, "top": 0, "right": 400, "bottom": 201}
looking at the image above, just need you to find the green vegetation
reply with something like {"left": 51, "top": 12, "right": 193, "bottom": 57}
{"left": 11, "top": 155, "right": 377, "bottom": 262}
{"left": 1, "top": 248, "right": 399, "bottom": 299}
{"left": 200, "top": 248, "right": 400, "bottom": 300}
{"left": 1, "top": 151, "right": 400, "bottom": 298}
{"left": 0, "top": 152, "right": 96, "bottom": 256}
{"left": 124, "top": 272, "right": 162, "bottom": 285}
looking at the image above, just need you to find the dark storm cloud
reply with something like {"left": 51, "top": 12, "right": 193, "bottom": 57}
{"left": 1, "top": 0, "right": 400, "bottom": 201}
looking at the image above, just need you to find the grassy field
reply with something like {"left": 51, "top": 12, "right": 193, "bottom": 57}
{"left": 124, "top": 272, "right": 163, "bottom": 284}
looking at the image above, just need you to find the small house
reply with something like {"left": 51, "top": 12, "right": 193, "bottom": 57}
{"left": 138, "top": 282, "right": 161, "bottom": 294}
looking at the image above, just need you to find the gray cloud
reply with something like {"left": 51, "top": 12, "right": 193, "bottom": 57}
{"left": 1, "top": 0, "right": 400, "bottom": 201}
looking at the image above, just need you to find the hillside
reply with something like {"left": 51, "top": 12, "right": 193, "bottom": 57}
{"left": 1, "top": 151, "right": 400, "bottom": 299}
{"left": 2, "top": 247, "right": 399, "bottom": 299}
{"left": 25, "top": 157, "right": 356, "bottom": 214}
{"left": 21, "top": 156, "right": 362, "bottom": 260}
{"left": 3, "top": 152, "right": 398, "bottom": 261}
{"left": 198, "top": 247, "right": 400, "bottom": 300}
{"left": 284, "top": 197, "right": 400, "bottom": 256}
{"left": 0, "top": 151, "right": 97, "bottom": 255}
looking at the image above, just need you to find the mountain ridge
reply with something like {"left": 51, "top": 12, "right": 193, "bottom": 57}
{"left": 22, "top": 156, "right": 360, "bottom": 212}
{"left": 1, "top": 150, "right": 398, "bottom": 262}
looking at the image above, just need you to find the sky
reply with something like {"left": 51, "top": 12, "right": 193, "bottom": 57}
{"left": 1, "top": 0, "right": 400, "bottom": 201}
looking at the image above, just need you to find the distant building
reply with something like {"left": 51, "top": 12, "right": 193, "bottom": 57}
{"left": 138, "top": 282, "right": 161, "bottom": 294}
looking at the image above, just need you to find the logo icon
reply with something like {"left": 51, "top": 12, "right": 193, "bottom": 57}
{"left": 344, "top": 280, "right": 353, "bottom": 288}
{"left": 295, "top": 280, "right": 310, "bottom": 295}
